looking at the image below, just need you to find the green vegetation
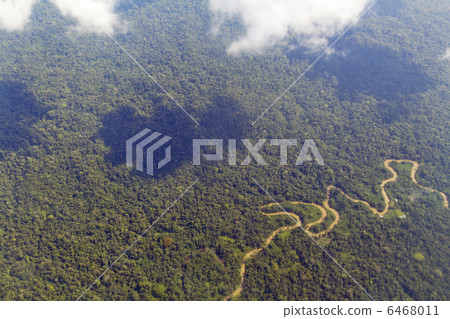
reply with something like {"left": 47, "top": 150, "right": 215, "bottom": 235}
{"left": 386, "top": 209, "right": 406, "bottom": 219}
{"left": 261, "top": 202, "right": 322, "bottom": 225}
{"left": 277, "top": 230, "right": 291, "bottom": 242}
{"left": 413, "top": 253, "right": 425, "bottom": 262}
{"left": 0, "top": 0, "right": 448, "bottom": 301}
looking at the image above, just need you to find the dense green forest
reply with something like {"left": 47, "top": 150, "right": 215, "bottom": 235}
{"left": 0, "top": 0, "right": 448, "bottom": 301}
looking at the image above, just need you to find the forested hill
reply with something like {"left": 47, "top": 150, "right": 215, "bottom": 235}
{"left": 0, "top": 0, "right": 448, "bottom": 300}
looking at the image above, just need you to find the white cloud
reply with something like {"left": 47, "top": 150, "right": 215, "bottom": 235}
{"left": 0, "top": 0, "right": 120, "bottom": 33}
{"left": 210, "top": 0, "right": 372, "bottom": 55}
{"left": 50, "top": 0, "right": 119, "bottom": 34}
{"left": 0, "top": 0, "right": 37, "bottom": 31}
{"left": 443, "top": 48, "right": 450, "bottom": 60}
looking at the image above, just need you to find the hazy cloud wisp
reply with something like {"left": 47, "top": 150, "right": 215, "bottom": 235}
{"left": 51, "top": 0, "right": 119, "bottom": 34}
{"left": 0, "top": 0, "right": 37, "bottom": 31}
{"left": 0, "top": 0, "right": 120, "bottom": 33}
{"left": 443, "top": 48, "right": 450, "bottom": 61}
{"left": 210, "top": 0, "right": 372, "bottom": 55}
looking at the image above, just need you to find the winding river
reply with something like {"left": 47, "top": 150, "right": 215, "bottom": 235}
{"left": 224, "top": 160, "right": 448, "bottom": 300}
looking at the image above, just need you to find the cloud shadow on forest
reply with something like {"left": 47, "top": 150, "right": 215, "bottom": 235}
{"left": 97, "top": 94, "right": 252, "bottom": 178}
{"left": 0, "top": 80, "right": 45, "bottom": 153}
{"left": 288, "top": 42, "right": 435, "bottom": 102}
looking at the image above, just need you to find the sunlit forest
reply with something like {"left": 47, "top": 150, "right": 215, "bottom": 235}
{"left": 0, "top": 0, "right": 448, "bottom": 301}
